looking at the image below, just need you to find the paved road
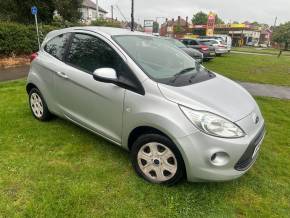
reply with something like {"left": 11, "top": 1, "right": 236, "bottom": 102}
{"left": 239, "top": 82, "right": 290, "bottom": 100}
{"left": 1, "top": 65, "right": 290, "bottom": 100}
{"left": 231, "top": 51, "right": 277, "bottom": 56}
{"left": 0, "top": 65, "right": 29, "bottom": 82}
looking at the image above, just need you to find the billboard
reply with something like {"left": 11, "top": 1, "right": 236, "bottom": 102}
{"left": 206, "top": 12, "right": 216, "bottom": 36}
{"left": 144, "top": 20, "right": 154, "bottom": 34}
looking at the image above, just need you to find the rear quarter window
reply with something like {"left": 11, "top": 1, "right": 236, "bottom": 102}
{"left": 44, "top": 33, "right": 71, "bottom": 60}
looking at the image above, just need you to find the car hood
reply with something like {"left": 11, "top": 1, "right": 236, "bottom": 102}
{"left": 157, "top": 74, "right": 257, "bottom": 122}
{"left": 181, "top": 47, "right": 202, "bottom": 58}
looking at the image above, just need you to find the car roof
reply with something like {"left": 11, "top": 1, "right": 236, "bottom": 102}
{"left": 57, "top": 26, "right": 148, "bottom": 37}
{"left": 43, "top": 26, "right": 150, "bottom": 45}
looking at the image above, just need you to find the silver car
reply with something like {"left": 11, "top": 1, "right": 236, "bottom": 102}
{"left": 27, "top": 27, "right": 265, "bottom": 185}
{"left": 198, "top": 39, "right": 228, "bottom": 56}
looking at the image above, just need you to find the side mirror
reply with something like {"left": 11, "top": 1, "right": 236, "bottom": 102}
{"left": 93, "top": 68, "right": 118, "bottom": 84}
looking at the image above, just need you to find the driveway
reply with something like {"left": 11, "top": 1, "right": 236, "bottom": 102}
{"left": 0, "top": 65, "right": 29, "bottom": 82}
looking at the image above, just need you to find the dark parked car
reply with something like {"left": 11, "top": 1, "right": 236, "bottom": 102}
{"left": 179, "top": 38, "right": 215, "bottom": 61}
{"left": 163, "top": 38, "right": 203, "bottom": 63}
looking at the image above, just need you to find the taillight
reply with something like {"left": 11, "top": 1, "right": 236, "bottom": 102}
{"left": 200, "top": 45, "right": 209, "bottom": 51}
{"left": 30, "top": 52, "right": 38, "bottom": 63}
{"left": 219, "top": 45, "right": 225, "bottom": 48}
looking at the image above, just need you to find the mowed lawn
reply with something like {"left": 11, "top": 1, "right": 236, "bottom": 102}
{"left": 204, "top": 53, "right": 290, "bottom": 86}
{"left": 0, "top": 80, "right": 289, "bottom": 217}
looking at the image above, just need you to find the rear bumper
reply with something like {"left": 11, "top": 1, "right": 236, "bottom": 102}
{"left": 215, "top": 48, "right": 228, "bottom": 54}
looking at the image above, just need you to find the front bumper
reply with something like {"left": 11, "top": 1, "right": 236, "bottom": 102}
{"left": 175, "top": 115, "right": 265, "bottom": 182}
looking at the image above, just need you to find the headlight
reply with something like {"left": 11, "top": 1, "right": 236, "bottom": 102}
{"left": 180, "top": 106, "right": 245, "bottom": 138}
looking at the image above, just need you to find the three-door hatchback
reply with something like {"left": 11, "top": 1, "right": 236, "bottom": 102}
{"left": 27, "top": 27, "right": 265, "bottom": 185}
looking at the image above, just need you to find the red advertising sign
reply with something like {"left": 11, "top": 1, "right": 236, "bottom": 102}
{"left": 206, "top": 12, "right": 216, "bottom": 36}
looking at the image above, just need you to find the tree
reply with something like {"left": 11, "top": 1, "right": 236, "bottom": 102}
{"left": 215, "top": 15, "right": 224, "bottom": 24}
{"left": 192, "top": 11, "right": 224, "bottom": 25}
{"left": 53, "top": 0, "right": 82, "bottom": 23}
{"left": 0, "top": 0, "right": 55, "bottom": 24}
{"left": 272, "top": 22, "right": 290, "bottom": 50}
{"left": 191, "top": 11, "right": 208, "bottom": 25}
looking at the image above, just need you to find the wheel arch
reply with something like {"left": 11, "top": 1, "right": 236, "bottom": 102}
{"left": 26, "top": 83, "right": 38, "bottom": 94}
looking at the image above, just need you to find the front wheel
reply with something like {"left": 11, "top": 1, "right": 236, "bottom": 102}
{"left": 131, "top": 134, "right": 185, "bottom": 185}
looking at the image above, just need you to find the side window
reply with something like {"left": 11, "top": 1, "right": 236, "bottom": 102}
{"left": 44, "top": 33, "right": 70, "bottom": 60}
{"left": 181, "top": 40, "right": 188, "bottom": 45}
{"left": 191, "top": 40, "right": 198, "bottom": 45}
{"left": 66, "top": 33, "right": 122, "bottom": 73}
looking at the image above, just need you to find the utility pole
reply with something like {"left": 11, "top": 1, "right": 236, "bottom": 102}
{"left": 96, "top": 0, "right": 99, "bottom": 19}
{"left": 273, "top": 16, "right": 277, "bottom": 28}
{"left": 131, "top": 0, "right": 134, "bottom": 31}
{"left": 111, "top": 5, "right": 114, "bottom": 20}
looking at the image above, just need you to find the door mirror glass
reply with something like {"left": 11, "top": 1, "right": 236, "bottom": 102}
{"left": 93, "top": 68, "right": 118, "bottom": 83}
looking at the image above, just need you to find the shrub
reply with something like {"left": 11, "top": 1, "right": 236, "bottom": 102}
{"left": 91, "top": 19, "right": 122, "bottom": 28}
{"left": 0, "top": 22, "right": 58, "bottom": 56}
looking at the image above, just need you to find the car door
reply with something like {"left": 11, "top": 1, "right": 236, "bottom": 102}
{"left": 53, "top": 32, "right": 126, "bottom": 144}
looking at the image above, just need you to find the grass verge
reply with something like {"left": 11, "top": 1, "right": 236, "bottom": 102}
{"left": 204, "top": 53, "right": 290, "bottom": 86}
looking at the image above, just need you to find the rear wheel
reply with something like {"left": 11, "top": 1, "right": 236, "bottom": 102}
{"left": 131, "top": 134, "right": 184, "bottom": 185}
{"left": 29, "top": 88, "right": 52, "bottom": 121}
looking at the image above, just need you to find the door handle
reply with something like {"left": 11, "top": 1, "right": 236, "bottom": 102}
{"left": 56, "top": 71, "right": 69, "bottom": 79}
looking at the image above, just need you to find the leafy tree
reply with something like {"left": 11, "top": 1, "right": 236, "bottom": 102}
{"left": 215, "top": 15, "right": 224, "bottom": 24}
{"left": 192, "top": 11, "right": 224, "bottom": 25}
{"left": 0, "top": 0, "right": 55, "bottom": 24}
{"left": 91, "top": 19, "right": 121, "bottom": 28}
{"left": 53, "top": 0, "right": 82, "bottom": 23}
{"left": 272, "top": 21, "right": 290, "bottom": 50}
{"left": 191, "top": 11, "right": 208, "bottom": 25}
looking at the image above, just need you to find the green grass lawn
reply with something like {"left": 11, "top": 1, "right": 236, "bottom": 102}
{"left": 204, "top": 53, "right": 290, "bottom": 86}
{"left": 0, "top": 80, "right": 289, "bottom": 217}
{"left": 232, "top": 47, "right": 290, "bottom": 56}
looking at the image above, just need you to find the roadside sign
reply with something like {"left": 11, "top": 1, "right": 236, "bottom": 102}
{"left": 31, "top": 6, "right": 38, "bottom": 15}
{"left": 144, "top": 20, "right": 154, "bottom": 34}
{"left": 31, "top": 6, "right": 40, "bottom": 50}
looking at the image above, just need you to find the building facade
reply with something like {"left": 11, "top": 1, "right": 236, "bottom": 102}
{"left": 80, "top": 0, "right": 108, "bottom": 24}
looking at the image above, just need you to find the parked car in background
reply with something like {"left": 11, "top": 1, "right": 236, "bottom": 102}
{"left": 27, "top": 27, "right": 265, "bottom": 185}
{"left": 199, "top": 35, "right": 232, "bottom": 52}
{"left": 163, "top": 37, "right": 203, "bottom": 63}
{"left": 179, "top": 38, "right": 215, "bottom": 61}
{"left": 198, "top": 39, "right": 228, "bottom": 56}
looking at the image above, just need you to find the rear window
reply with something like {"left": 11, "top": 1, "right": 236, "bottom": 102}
{"left": 44, "top": 33, "right": 71, "bottom": 60}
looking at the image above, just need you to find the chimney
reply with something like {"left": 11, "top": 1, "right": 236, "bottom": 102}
{"left": 186, "top": 16, "right": 188, "bottom": 27}
{"left": 178, "top": 16, "right": 181, "bottom": 24}
{"left": 166, "top": 18, "right": 168, "bottom": 23}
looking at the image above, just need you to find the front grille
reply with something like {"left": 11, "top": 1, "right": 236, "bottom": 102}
{"left": 234, "top": 125, "right": 265, "bottom": 171}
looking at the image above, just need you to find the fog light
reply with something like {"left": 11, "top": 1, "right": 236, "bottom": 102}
{"left": 210, "top": 152, "right": 230, "bottom": 166}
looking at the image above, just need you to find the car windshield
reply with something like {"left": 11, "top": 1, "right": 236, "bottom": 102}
{"left": 113, "top": 35, "right": 198, "bottom": 82}
{"left": 164, "top": 38, "right": 187, "bottom": 48}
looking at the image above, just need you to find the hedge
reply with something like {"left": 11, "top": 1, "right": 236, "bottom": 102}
{"left": 0, "top": 22, "right": 58, "bottom": 56}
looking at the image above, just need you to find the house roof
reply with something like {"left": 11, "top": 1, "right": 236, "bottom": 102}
{"left": 81, "top": 0, "right": 108, "bottom": 13}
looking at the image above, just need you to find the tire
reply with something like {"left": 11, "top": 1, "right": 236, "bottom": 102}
{"left": 29, "top": 88, "right": 52, "bottom": 121}
{"left": 131, "top": 134, "right": 185, "bottom": 185}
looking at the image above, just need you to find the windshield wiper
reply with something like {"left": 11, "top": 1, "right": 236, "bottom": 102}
{"left": 170, "top": 67, "right": 195, "bottom": 83}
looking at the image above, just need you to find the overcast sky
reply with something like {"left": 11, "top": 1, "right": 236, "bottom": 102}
{"left": 97, "top": 0, "right": 289, "bottom": 25}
